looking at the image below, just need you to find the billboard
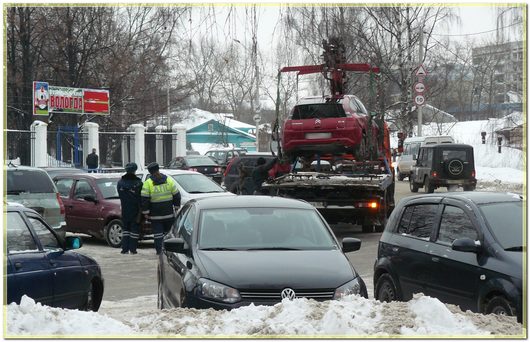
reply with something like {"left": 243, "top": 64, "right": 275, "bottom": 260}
{"left": 32, "top": 81, "right": 110, "bottom": 116}
{"left": 49, "top": 86, "right": 84, "bottom": 114}
{"left": 33, "top": 81, "right": 50, "bottom": 115}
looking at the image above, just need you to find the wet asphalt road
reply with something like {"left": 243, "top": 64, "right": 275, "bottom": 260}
{"left": 78, "top": 181, "right": 416, "bottom": 302}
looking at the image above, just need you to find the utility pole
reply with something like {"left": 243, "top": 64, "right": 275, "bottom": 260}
{"left": 417, "top": 29, "right": 424, "bottom": 137}
{"left": 167, "top": 87, "right": 171, "bottom": 130}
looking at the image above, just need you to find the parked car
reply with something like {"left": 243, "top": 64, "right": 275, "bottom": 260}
{"left": 373, "top": 192, "right": 522, "bottom": 322}
{"left": 281, "top": 95, "right": 369, "bottom": 156}
{"left": 158, "top": 196, "right": 367, "bottom": 309}
{"left": 222, "top": 153, "right": 275, "bottom": 194}
{"left": 167, "top": 156, "right": 223, "bottom": 184}
{"left": 41, "top": 167, "right": 87, "bottom": 180}
{"left": 409, "top": 143, "right": 477, "bottom": 193}
{"left": 396, "top": 135, "right": 454, "bottom": 181}
{"left": 6, "top": 204, "right": 104, "bottom": 311}
{"left": 138, "top": 169, "right": 236, "bottom": 204}
{"left": 53, "top": 173, "right": 153, "bottom": 248}
{"left": 7, "top": 165, "right": 66, "bottom": 238}
{"left": 204, "top": 147, "right": 247, "bottom": 166}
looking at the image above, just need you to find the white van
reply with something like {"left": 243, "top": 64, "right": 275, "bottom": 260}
{"left": 396, "top": 135, "right": 454, "bottom": 180}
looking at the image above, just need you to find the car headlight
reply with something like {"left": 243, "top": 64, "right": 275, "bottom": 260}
{"left": 334, "top": 278, "right": 362, "bottom": 299}
{"left": 197, "top": 278, "right": 241, "bottom": 303}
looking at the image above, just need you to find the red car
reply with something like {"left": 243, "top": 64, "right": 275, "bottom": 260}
{"left": 282, "top": 95, "right": 370, "bottom": 157}
{"left": 54, "top": 173, "right": 152, "bottom": 248}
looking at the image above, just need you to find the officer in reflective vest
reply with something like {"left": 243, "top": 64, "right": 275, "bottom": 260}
{"left": 141, "top": 162, "right": 181, "bottom": 255}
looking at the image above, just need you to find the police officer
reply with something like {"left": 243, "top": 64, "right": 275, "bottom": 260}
{"left": 141, "top": 162, "right": 181, "bottom": 255}
{"left": 117, "top": 162, "right": 143, "bottom": 254}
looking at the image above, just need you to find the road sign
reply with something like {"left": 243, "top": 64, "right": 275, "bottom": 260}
{"left": 253, "top": 114, "right": 261, "bottom": 123}
{"left": 415, "top": 65, "right": 428, "bottom": 77}
{"left": 414, "top": 82, "right": 426, "bottom": 93}
{"left": 414, "top": 94, "right": 426, "bottom": 106}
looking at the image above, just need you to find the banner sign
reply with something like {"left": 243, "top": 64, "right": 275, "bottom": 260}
{"left": 33, "top": 81, "right": 110, "bottom": 116}
{"left": 33, "top": 81, "right": 50, "bottom": 115}
{"left": 49, "top": 86, "right": 84, "bottom": 114}
{"left": 83, "top": 89, "right": 110, "bottom": 115}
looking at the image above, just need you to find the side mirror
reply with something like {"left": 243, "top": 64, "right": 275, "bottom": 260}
{"left": 164, "top": 237, "right": 188, "bottom": 254}
{"left": 64, "top": 236, "right": 82, "bottom": 250}
{"left": 83, "top": 195, "right": 98, "bottom": 203}
{"left": 452, "top": 238, "right": 481, "bottom": 253}
{"left": 342, "top": 237, "right": 361, "bottom": 253}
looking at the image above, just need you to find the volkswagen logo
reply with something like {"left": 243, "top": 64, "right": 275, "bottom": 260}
{"left": 448, "top": 159, "right": 464, "bottom": 176}
{"left": 281, "top": 288, "right": 296, "bottom": 300}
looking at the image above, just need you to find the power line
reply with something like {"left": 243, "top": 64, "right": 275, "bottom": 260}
{"left": 432, "top": 21, "right": 522, "bottom": 37}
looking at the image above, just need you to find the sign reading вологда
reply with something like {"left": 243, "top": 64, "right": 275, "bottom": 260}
{"left": 32, "top": 81, "right": 110, "bottom": 116}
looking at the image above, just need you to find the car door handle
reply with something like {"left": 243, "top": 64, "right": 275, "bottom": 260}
{"left": 392, "top": 247, "right": 399, "bottom": 253}
{"left": 431, "top": 257, "right": 440, "bottom": 262}
{"left": 14, "top": 262, "right": 22, "bottom": 270}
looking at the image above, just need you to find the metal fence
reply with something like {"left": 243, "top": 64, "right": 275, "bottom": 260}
{"left": 5, "top": 130, "right": 33, "bottom": 166}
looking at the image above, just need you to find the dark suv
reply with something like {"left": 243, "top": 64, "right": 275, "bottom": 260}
{"left": 373, "top": 192, "right": 522, "bottom": 322}
{"left": 222, "top": 153, "right": 275, "bottom": 194}
{"left": 409, "top": 144, "right": 476, "bottom": 193}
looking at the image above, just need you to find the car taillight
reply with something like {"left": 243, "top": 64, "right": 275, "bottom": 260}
{"left": 190, "top": 168, "right": 198, "bottom": 172}
{"left": 56, "top": 193, "right": 65, "bottom": 216}
{"left": 284, "top": 121, "right": 292, "bottom": 130}
{"left": 471, "top": 170, "right": 475, "bottom": 177}
{"left": 215, "top": 167, "right": 221, "bottom": 172}
{"left": 431, "top": 171, "right": 438, "bottom": 178}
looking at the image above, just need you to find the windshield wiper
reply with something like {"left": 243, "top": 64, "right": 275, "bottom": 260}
{"left": 201, "top": 247, "right": 238, "bottom": 251}
{"left": 7, "top": 190, "right": 26, "bottom": 195}
{"left": 245, "top": 247, "right": 301, "bottom": 251}
{"left": 505, "top": 246, "right": 523, "bottom": 252}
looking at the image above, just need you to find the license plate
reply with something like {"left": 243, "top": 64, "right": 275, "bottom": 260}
{"left": 305, "top": 132, "right": 331, "bottom": 139}
{"left": 446, "top": 180, "right": 462, "bottom": 184}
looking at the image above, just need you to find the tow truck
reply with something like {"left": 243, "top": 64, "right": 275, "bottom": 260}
{"left": 264, "top": 38, "right": 395, "bottom": 232}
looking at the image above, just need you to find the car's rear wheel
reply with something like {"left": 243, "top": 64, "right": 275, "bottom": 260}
{"left": 397, "top": 170, "right": 405, "bottom": 181}
{"left": 424, "top": 177, "right": 435, "bottom": 193}
{"left": 105, "top": 219, "right": 123, "bottom": 248}
{"left": 409, "top": 177, "right": 419, "bottom": 193}
{"left": 375, "top": 274, "right": 401, "bottom": 302}
{"left": 485, "top": 296, "right": 515, "bottom": 317}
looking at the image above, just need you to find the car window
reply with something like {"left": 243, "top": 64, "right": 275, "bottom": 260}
{"left": 55, "top": 178, "right": 74, "bottom": 197}
{"left": 74, "top": 180, "right": 96, "bottom": 199}
{"left": 96, "top": 179, "right": 119, "bottom": 199}
{"left": 198, "top": 207, "right": 337, "bottom": 250}
{"left": 182, "top": 206, "right": 196, "bottom": 234}
{"left": 7, "top": 212, "right": 38, "bottom": 253}
{"left": 427, "top": 149, "right": 433, "bottom": 167}
{"left": 479, "top": 201, "right": 522, "bottom": 250}
{"left": 291, "top": 103, "right": 347, "bottom": 119}
{"left": 436, "top": 205, "right": 477, "bottom": 245}
{"left": 174, "top": 205, "right": 191, "bottom": 236}
{"left": 441, "top": 149, "right": 469, "bottom": 162}
{"left": 7, "top": 169, "right": 55, "bottom": 194}
{"left": 186, "top": 156, "right": 217, "bottom": 167}
{"left": 27, "top": 215, "right": 61, "bottom": 251}
{"left": 172, "top": 174, "right": 224, "bottom": 193}
{"left": 397, "top": 204, "right": 437, "bottom": 239}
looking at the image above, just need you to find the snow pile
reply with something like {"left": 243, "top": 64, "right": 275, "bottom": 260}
{"left": 6, "top": 296, "right": 133, "bottom": 337}
{"left": 7, "top": 294, "right": 524, "bottom": 337}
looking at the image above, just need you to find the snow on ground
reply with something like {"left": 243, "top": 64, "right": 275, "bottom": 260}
{"left": 6, "top": 294, "right": 523, "bottom": 337}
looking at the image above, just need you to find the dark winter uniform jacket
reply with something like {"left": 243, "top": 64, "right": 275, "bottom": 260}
{"left": 86, "top": 152, "right": 99, "bottom": 169}
{"left": 141, "top": 174, "right": 181, "bottom": 221}
{"left": 251, "top": 158, "right": 278, "bottom": 193}
{"left": 117, "top": 173, "right": 143, "bottom": 221}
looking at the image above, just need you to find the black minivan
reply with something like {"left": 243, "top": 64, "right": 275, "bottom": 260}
{"left": 373, "top": 192, "right": 522, "bottom": 322}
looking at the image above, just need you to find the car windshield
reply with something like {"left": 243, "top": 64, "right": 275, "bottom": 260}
{"left": 441, "top": 149, "right": 470, "bottom": 162}
{"left": 96, "top": 178, "right": 120, "bottom": 199}
{"left": 172, "top": 174, "right": 225, "bottom": 193}
{"left": 185, "top": 156, "right": 218, "bottom": 167}
{"left": 198, "top": 207, "right": 338, "bottom": 250}
{"left": 291, "top": 103, "right": 346, "bottom": 119}
{"left": 478, "top": 201, "right": 522, "bottom": 250}
{"left": 7, "top": 170, "right": 55, "bottom": 194}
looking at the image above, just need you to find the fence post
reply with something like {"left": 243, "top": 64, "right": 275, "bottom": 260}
{"left": 172, "top": 124, "right": 187, "bottom": 157}
{"left": 30, "top": 120, "right": 48, "bottom": 167}
{"left": 130, "top": 124, "right": 145, "bottom": 171}
{"left": 155, "top": 125, "right": 166, "bottom": 165}
{"left": 83, "top": 122, "right": 99, "bottom": 168}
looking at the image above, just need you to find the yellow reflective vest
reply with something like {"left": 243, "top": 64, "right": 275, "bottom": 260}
{"left": 141, "top": 174, "right": 180, "bottom": 221}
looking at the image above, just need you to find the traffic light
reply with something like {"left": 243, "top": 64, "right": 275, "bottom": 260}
{"left": 397, "top": 132, "right": 404, "bottom": 153}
